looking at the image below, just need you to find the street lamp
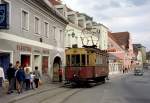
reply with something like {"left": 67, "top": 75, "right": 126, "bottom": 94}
{"left": 71, "top": 32, "right": 75, "bottom": 37}
{"left": 65, "top": 29, "right": 75, "bottom": 37}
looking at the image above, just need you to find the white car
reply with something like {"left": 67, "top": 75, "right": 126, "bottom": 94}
{"left": 134, "top": 69, "right": 143, "bottom": 76}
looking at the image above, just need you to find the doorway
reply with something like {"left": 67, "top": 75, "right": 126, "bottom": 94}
{"left": 0, "top": 52, "right": 10, "bottom": 77}
{"left": 42, "top": 56, "right": 49, "bottom": 74}
{"left": 21, "top": 54, "right": 31, "bottom": 67}
{"left": 53, "top": 57, "right": 61, "bottom": 82}
{"left": 33, "top": 55, "right": 41, "bottom": 72}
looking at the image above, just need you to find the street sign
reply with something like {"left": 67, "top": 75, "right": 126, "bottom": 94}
{"left": 0, "top": 4, "right": 9, "bottom": 29}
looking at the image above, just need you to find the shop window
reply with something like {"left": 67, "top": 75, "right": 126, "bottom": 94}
{"left": 42, "top": 56, "right": 48, "bottom": 74}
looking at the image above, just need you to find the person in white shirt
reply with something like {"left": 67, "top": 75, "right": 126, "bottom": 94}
{"left": 30, "top": 72, "right": 35, "bottom": 89}
{"left": 0, "top": 66, "right": 5, "bottom": 96}
{"left": 0, "top": 66, "right": 5, "bottom": 87}
{"left": 24, "top": 64, "right": 32, "bottom": 73}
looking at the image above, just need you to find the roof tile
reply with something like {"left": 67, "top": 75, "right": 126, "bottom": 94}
{"left": 111, "top": 32, "right": 130, "bottom": 49}
{"left": 49, "top": 0, "right": 61, "bottom": 5}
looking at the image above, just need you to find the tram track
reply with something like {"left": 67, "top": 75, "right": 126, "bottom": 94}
{"left": 59, "top": 89, "right": 83, "bottom": 103}
{"left": 9, "top": 86, "right": 64, "bottom": 103}
{"left": 38, "top": 88, "right": 73, "bottom": 103}
{"left": 39, "top": 88, "right": 83, "bottom": 103}
{"left": 10, "top": 82, "right": 106, "bottom": 103}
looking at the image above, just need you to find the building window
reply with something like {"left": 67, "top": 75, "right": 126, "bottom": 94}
{"left": 22, "top": 10, "right": 29, "bottom": 31}
{"left": 53, "top": 26, "right": 56, "bottom": 40}
{"left": 60, "top": 30, "right": 62, "bottom": 41}
{"left": 44, "top": 22, "right": 49, "bottom": 38}
{"left": 34, "top": 16, "right": 40, "bottom": 34}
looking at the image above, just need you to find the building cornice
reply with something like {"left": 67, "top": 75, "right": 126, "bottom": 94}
{"left": 24, "top": 0, "right": 68, "bottom": 25}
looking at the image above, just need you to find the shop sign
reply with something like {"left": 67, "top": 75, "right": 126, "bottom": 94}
{"left": 43, "top": 49, "right": 49, "bottom": 54}
{"left": 0, "top": 4, "right": 9, "bottom": 29}
{"left": 33, "top": 49, "right": 41, "bottom": 54}
{"left": 17, "top": 45, "right": 32, "bottom": 52}
{"left": 107, "top": 48, "right": 116, "bottom": 52}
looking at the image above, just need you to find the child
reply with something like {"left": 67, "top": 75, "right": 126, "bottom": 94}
{"left": 30, "top": 72, "right": 35, "bottom": 89}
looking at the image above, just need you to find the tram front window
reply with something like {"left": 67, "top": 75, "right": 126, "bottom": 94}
{"left": 81, "top": 54, "right": 86, "bottom": 66}
{"left": 71, "top": 55, "right": 80, "bottom": 66}
{"left": 66, "top": 55, "right": 70, "bottom": 66}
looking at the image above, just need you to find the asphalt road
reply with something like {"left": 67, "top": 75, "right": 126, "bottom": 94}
{"left": 13, "top": 69, "right": 150, "bottom": 103}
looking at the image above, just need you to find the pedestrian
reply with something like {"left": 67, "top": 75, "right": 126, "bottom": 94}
{"left": 7, "top": 63, "right": 16, "bottom": 94}
{"left": 0, "top": 65, "right": 5, "bottom": 96}
{"left": 125, "top": 68, "right": 127, "bottom": 73}
{"left": 106, "top": 75, "right": 110, "bottom": 80}
{"left": 123, "top": 69, "right": 125, "bottom": 74}
{"left": 24, "top": 64, "right": 32, "bottom": 73}
{"left": 25, "top": 68, "right": 31, "bottom": 90}
{"left": 30, "top": 72, "right": 35, "bottom": 89}
{"left": 58, "top": 68, "right": 62, "bottom": 82}
{"left": 15, "top": 61, "right": 25, "bottom": 94}
{"left": 33, "top": 66, "right": 41, "bottom": 88}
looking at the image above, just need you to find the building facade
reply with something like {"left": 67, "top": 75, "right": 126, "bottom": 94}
{"left": 0, "top": 0, "right": 68, "bottom": 82}
{"left": 92, "top": 23, "right": 108, "bottom": 50}
{"left": 133, "top": 44, "right": 146, "bottom": 67}
{"left": 110, "top": 32, "right": 134, "bottom": 71}
{"left": 108, "top": 32, "right": 124, "bottom": 74}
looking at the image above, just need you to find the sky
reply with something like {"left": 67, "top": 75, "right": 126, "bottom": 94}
{"left": 62, "top": 0, "right": 150, "bottom": 50}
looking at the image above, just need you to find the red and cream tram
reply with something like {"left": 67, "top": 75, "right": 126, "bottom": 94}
{"left": 65, "top": 46, "right": 109, "bottom": 84}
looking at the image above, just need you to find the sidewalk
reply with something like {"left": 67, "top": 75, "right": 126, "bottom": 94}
{"left": 0, "top": 83, "right": 63, "bottom": 103}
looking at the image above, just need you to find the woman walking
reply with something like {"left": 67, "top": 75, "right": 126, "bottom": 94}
{"left": 7, "top": 63, "right": 16, "bottom": 94}
{"left": 25, "top": 68, "right": 31, "bottom": 90}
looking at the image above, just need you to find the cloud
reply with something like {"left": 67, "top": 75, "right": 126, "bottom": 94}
{"left": 62, "top": 0, "right": 150, "bottom": 50}
{"left": 127, "top": 0, "right": 150, "bottom": 6}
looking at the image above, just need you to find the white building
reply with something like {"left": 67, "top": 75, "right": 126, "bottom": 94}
{"left": 92, "top": 23, "right": 109, "bottom": 50}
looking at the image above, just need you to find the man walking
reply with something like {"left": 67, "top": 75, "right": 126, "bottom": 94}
{"left": 15, "top": 61, "right": 25, "bottom": 94}
{"left": 7, "top": 63, "right": 16, "bottom": 94}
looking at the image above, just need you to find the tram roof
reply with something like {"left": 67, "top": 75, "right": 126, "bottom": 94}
{"left": 65, "top": 46, "right": 107, "bottom": 54}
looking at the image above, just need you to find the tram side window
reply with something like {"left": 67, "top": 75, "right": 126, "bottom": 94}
{"left": 99, "top": 55, "right": 103, "bottom": 64}
{"left": 87, "top": 55, "right": 89, "bottom": 65}
{"left": 103, "top": 56, "right": 106, "bottom": 64}
{"left": 81, "top": 54, "right": 86, "bottom": 66}
{"left": 71, "top": 55, "right": 80, "bottom": 66}
{"left": 66, "top": 55, "right": 70, "bottom": 66}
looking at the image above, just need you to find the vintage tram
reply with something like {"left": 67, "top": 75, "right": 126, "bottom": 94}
{"left": 65, "top": 46, "right": 109, "bottom": 84}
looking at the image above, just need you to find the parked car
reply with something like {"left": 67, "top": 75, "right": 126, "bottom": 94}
{"left": 134, "top": 69, "right": 143, "bottom": 76}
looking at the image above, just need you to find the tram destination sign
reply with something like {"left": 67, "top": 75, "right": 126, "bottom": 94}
{"left": 0, "top": 4, "right": 9, "bottom": 29}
